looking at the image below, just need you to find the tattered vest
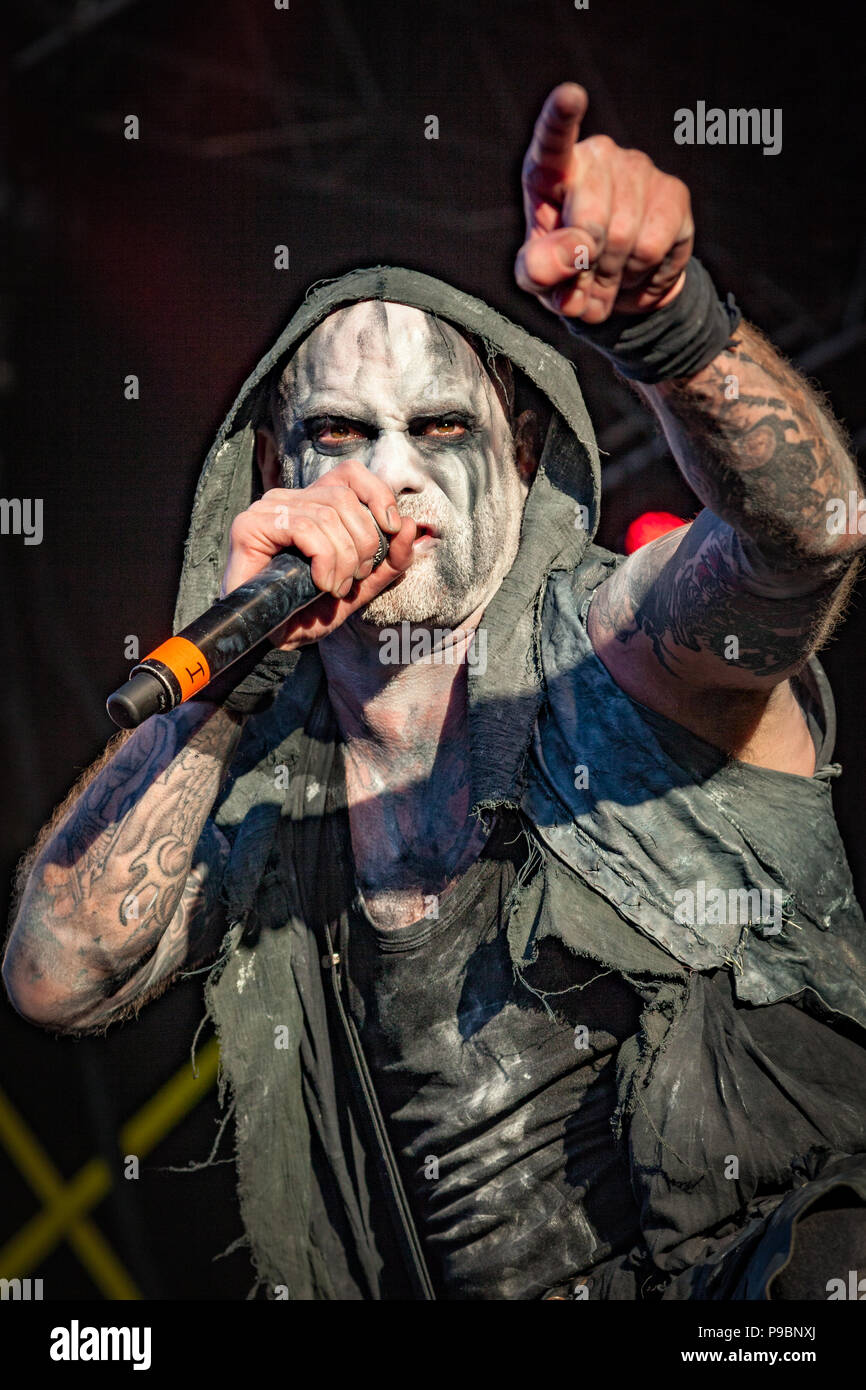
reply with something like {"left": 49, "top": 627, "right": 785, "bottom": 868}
{"left": 200, "top": 544, "right": 866, "bottom": 1299}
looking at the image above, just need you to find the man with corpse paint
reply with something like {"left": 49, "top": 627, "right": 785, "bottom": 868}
{"left": 6, "top": 83, "right": 866, "bottom": 1302}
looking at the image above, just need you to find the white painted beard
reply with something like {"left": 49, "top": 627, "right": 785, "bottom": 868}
{"left": 359, "top": 483, "right": 524, "bottom": 628}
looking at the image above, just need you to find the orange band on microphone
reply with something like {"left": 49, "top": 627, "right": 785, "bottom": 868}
{"left": 145, "top": 636, "right": 211, "bottom": 700}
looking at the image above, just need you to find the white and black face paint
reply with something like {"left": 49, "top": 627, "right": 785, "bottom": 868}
{"left": 274, "top": 301, "right": 530, "bottom": 628}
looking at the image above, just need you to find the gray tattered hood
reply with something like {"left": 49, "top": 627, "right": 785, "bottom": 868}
{"left": 173, "top": 264, "right": 602, "bottom": 817}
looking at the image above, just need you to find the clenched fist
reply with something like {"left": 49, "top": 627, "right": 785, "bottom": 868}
{"left": 222, "top": 459, "right": 417, "bottom": 650}
{"left": 515, "top": 83, "right": 694, "bottom": 324}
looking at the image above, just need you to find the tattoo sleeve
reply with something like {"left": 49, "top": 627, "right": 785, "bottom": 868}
{"left": 3, "top": 700, "right": 245, "bottom": 1032}
{"left": 592, "top": 320, "right": 865, "bottom": 687}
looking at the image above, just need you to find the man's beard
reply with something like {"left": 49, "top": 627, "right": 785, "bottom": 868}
{"left": 358, "top": 482, "right": 523, "bottom": 628}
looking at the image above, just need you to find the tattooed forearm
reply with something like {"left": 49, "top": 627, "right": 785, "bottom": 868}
{"left": 638, "top": 319, "right": 864, "bottom": 571}
{"left": 55, "top": 821, "right": 231, "bottom": 1036}
{"left": 3, "top": 700, "right": 245, "bottom": 1029}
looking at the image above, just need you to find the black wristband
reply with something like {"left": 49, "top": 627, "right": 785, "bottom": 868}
{"left": 190, "top": 641, "right": 302, "bottom": 716}
{"left": 562, "top": 256, "right": 742, "bottom": 383}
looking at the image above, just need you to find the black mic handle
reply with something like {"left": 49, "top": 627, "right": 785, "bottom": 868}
{"left": 177, "top": 547, "right": 320, "bottom": 679}
{"left": 106, "top": 510, "right": 390, "bottom": 729}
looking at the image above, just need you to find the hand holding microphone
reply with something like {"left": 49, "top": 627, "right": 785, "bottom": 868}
{"left": 107, "top": 461, "right": 417, "bottom": 729}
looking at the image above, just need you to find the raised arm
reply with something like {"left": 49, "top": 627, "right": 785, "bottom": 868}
{"left": 515, "top": 83, "right": 864, "bottom": 763}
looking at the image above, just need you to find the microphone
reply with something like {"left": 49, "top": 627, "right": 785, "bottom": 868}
{"left": 106, "top": 508, "right": 390, "bottom": 730}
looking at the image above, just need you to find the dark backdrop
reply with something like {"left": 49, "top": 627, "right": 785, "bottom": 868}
{"left": 2, "top": 0, "right": 865, "bottom": 1299}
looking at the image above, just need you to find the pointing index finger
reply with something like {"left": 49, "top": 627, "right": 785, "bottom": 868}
{"left": 526, "top": 83, "right": 588, "bottom": 177}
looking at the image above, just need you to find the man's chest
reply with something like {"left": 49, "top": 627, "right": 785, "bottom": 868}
{"left": 342, "top": 758, "right": 492, "bottom": 932}
{"left": 342, "top": 880, "right": 645, "bottom": 1299}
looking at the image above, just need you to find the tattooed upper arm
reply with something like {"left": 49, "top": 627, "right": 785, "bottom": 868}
{"left": 589, "top": 507, "right": 859, "bottom": 693}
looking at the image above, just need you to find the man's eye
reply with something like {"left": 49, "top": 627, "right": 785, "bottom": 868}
{"left": 312, "top": 422, "right": 365, "bottom": 446}
{"left": 423, "top": 419, "right": 467, "bottom": 438}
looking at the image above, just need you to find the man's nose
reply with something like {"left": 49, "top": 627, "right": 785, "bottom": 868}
{"left": 365, "top": 430, "right": 427, "bottom": 494}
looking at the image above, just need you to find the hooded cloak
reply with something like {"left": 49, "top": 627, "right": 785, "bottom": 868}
{"left": 174, "top": 267, "right": 866, "bottom": 1299}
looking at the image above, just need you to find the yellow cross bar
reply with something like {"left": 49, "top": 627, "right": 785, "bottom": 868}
{"left": 0, "top": 1034, "right": 221, "bottom": 1297}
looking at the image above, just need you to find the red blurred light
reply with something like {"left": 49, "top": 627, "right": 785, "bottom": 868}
{"left": 624, "top": 511, "right": 687, "bottom": 554}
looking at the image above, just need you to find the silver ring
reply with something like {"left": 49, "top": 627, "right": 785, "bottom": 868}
{"left": 360, "top": 502, "right": 389, "bottom": 567}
